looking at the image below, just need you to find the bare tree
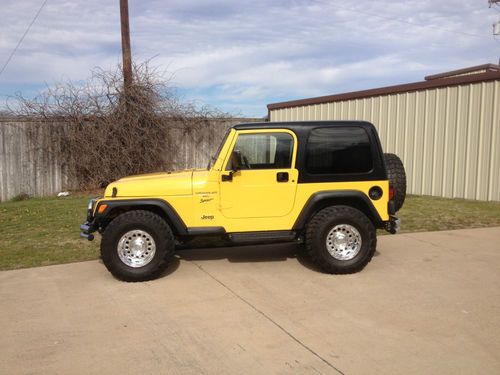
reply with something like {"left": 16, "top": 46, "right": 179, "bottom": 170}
{"left": 11, "top": 62, "right": 229, "bottom": 190}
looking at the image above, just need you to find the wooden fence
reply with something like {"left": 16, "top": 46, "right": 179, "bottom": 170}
{"left": 0, "top": 117, "right": 260, "bottom": 201}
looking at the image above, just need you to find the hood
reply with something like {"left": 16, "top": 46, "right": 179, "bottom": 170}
{"left": 105, "top": 170, "right": 195, "bottom": 197}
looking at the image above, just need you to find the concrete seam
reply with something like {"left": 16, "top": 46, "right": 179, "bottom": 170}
{"left": 186, "top": 260, "right": 345, "bottom": 375}
{"left": 403, "top": 234, "right": 451, "bottom": 250}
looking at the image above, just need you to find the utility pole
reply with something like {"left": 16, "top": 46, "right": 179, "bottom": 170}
{"left": 489, "top": 0, "right": 500, "bottom": 64}
{"left": 120, "top": 0, "right": 133, "bottom": 91}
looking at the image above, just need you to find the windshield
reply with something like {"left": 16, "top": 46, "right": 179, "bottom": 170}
{"left": 207, "top": 129, "right": 231, "bottom": 170}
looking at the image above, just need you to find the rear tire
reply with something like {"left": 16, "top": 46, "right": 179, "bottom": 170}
{"left": 305, "top": 206, "right": 376, "bottom": 274}
{"left": 384, "top": 153, "right": 406, "bottom": 212}
{"left": 101, "top": 210, "right": 175, "bottom": 282}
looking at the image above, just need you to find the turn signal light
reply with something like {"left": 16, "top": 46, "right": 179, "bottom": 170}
{"left": 98, "top": 204, "right": 108, "bottom": 214}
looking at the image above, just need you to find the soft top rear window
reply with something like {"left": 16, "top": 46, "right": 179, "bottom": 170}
{"left": 306, "top": 127, "right": 373, "bottom": 174}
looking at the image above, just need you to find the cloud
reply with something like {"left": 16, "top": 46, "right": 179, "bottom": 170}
{"left": 0, "top": 0, "right": 498, "bottom": 116}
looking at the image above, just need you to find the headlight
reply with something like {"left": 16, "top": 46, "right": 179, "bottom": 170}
{"left": 87, "top": 199, "right": 96, "bottom": 211}
{"left": 86, "top": 198, "right": 98, "bottom": 221}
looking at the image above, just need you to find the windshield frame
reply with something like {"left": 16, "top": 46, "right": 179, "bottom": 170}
{"left": 207, "top": 128, "right": 231, "bottom": 170}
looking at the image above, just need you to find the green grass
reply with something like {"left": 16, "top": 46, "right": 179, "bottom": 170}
{"left": 0, "top": 196, "right": 99, "bottom": 271}
{"left": 0, "top": 194, "right": 499, "bottom": 271}
{"left": 396, "top": 195, "right": 500, "bottom": 233}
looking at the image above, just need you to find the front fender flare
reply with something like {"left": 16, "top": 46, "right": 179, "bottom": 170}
{"left": 95, "top": 199, "right": 188, "bottom": 235}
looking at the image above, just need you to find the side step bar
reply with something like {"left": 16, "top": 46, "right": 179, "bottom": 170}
{"left": 228, "top": 230, "right": 296, "bottom": 244}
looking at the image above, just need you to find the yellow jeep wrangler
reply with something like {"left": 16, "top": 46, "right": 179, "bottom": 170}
{"left": 81, "top": 121, "right": 405, "bottom": 281}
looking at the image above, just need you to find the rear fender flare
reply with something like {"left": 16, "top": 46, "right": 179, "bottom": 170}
{"left": 293, "top": 190, "right": 383, "bottom": 230}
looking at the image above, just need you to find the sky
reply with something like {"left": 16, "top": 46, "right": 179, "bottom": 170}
{"left": 0, "top": 0, "right": 499, "bottom": 117}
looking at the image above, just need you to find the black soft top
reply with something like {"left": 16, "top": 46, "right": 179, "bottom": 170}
{"left": 232, "top": 121, "right": 387, "bottom": 183}
{"left": 233, "top": 120, "right": 376, "bottom": 131}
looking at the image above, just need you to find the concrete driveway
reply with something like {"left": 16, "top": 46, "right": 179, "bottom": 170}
{"left": 1, "top": 227, "right": 500, "bottom": 375}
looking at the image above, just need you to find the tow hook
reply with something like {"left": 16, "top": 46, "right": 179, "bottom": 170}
{"left": 386, "top": 216, "right": 400, "bottom": 234}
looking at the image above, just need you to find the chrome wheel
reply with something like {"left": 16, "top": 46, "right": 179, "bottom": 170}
{"left": 326, "top": 224, "right": 362, "bottom": 261}
{"left": 117, "top": 230, "right": 156, "bottom": 268}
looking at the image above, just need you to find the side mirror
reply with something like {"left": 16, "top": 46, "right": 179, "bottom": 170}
{"left": 230, "top": 150, "right": 243, "bottom": 171}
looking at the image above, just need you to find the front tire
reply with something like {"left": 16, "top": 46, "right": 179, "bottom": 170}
{"left": 101, "top": 210, "right": 175, "bottom": 282}
{"left": 305, "top": 206, "right": 376, "bottom": 274}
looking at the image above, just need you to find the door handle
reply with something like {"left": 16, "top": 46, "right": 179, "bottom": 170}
{"left": 276, "top": 172, "right": 289, "bottom": 182}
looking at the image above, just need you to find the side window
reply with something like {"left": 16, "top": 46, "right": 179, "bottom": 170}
{"left": 306, "top": 127, "right": 373, "bottom": 174}
{"left": 227, "top": 133, "right": 293, "bottom": 170}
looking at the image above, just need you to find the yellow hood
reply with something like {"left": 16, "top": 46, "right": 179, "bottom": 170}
{"left": 105, "top": 170, "right": 194, "bottom": 197}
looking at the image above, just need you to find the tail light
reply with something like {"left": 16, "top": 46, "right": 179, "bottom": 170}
{"left": 389, "top": 184, "right": 395, "bottom": 200}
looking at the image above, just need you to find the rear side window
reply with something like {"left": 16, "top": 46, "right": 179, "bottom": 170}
{"left": 306, "top": 127, "right": 373, "bottom": 174}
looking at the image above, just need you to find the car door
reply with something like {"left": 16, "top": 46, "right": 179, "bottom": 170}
{"left": 219, "top": 129, "right": 298, "bottom": 219}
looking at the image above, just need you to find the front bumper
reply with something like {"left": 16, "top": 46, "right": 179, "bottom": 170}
{"left": 385, "top": 215, "right": 400, "bottom": 234}
{"left": 80, "top": 221, "right": 98, "bottom": 241}
{"left": 80, "top": 198, "right": 100, "bottom": 241}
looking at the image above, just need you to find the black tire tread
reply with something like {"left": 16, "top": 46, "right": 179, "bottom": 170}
{"left": 305, "top": 206, "right": 376, "bottom": 274}
{"left": 101, "top": 210, "right": 175, "bottom": 282}
{"left": 384, "top": 153, "right": 406, "bottom": 212}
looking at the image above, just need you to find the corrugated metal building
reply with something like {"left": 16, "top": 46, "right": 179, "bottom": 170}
{"left": 267, "top": 64, "right": 500, "bottom": 201}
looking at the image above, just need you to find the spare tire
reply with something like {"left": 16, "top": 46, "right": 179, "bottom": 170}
{"left": 384, "top": 153, "right": 406, "bottom": 212}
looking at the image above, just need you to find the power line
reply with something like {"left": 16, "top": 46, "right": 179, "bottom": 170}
{"left": 330, "top": 2, "right": 490, "bottom": 39}
{"left": 0, "top": 0, "right": 49, "bottom": 77}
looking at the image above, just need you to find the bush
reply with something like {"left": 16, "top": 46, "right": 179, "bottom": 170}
{"left": 11, "top": 193, "right": 30, "bottom": 202}
{"left": 12, "top": 62, "right": 228, "bottom": 190}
